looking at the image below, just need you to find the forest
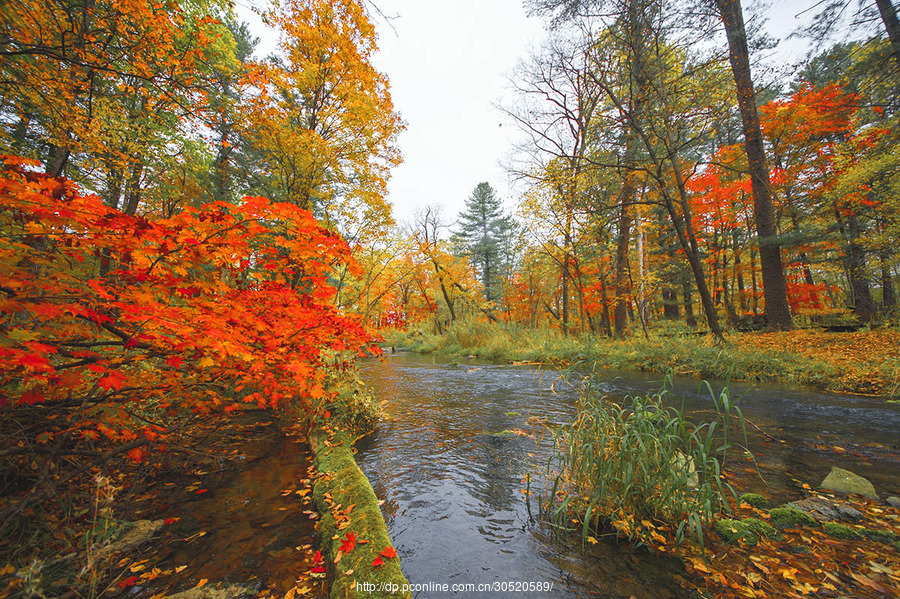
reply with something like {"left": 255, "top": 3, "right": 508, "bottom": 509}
{"left": 0, "top": 0, "right": 899, "bottom": 597}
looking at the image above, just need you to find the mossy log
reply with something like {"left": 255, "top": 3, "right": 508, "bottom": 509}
{"left": 310, "top": 428, "right": 410, "bottom": 599}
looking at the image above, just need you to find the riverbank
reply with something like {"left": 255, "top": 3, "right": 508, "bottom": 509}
{"left": 381, "top": 323, "right": 900, "bottom": 398}
{"left": 0, "top": 370, "right": 401, "bottom": 599}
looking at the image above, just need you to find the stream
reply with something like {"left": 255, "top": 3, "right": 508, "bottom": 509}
{"left": 354, "top": 351, "right": 900, "bottom": 598}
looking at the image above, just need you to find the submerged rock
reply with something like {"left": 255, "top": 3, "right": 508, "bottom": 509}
{"left": 789, "top": 497, "right": 863, "bottom": 522}
{"left": 820, "top": 467, "right": 877, "bottom": 499}
{"left": 104, "top": 519, "right": 164, "bottom": 555}
{"left": 887, "top": 496, "right": 900, "bottom": 507}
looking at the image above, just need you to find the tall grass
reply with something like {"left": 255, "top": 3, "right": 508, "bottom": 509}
{"left": 546, "top": 374, "right": 747, "bottom": 553}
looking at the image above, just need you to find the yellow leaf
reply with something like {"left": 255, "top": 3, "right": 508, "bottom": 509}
{"left": 196, "top": 579, "right": 208, "bottom": 588}
{"left": 0, "top": 564, "right": 15, "bottom": 576}
{"left": 175, "top": 565, "right": 187, "bottom": 573}
{"left": 587, "top": 536, "right": 598, "bottom": 545}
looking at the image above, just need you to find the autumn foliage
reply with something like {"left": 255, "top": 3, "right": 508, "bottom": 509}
{"left": 0, "top": 156, "right": 379, "bottom": 458}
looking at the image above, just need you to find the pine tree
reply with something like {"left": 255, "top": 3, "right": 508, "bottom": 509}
{"left": 453, "top": 182, "right": 514, "bottom": 303}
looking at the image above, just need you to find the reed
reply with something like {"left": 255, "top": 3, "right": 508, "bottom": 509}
{"left": 546, "top": 374, "right": 747, "bottom": 552}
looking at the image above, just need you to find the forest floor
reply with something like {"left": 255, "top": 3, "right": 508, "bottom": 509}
{"left": 383, "top": 324, "right": 900, "bottom": 398}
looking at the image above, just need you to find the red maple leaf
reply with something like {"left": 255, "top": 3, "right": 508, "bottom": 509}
{"left": 381, "top": 546, "right": 397, "bottom": 559}
{"left": 338, "top": 532, "right": 356, "bottom": 553}
{"left": 313, "top": 550, "right": 323, "bottom": 566}
{"left": 371, "top": 556, "right": 384, "bottom": 567}
{"left": 118, "top": 576, "right": 139, "bottom": 588}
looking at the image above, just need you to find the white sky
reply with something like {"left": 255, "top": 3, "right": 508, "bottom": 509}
{"left": 237, "top": 0, "right": 837, "bottom": 227}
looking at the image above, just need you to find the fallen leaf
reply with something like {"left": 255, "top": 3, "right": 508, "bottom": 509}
{"left": 196, "top": 579, "right": 207, "bottom": 588}
{"left": 175, "top": 565, "right": 187, "bottom": 573}
{"left": 339, "top": 532, "right": 357, "bottom": 553}
{"left": 372, "top": 556, "right": 383, "bottom": 567}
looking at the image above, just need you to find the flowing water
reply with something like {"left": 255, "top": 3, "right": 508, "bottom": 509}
{"left": 355, "top": 352, "right": 900, "bottom": 598}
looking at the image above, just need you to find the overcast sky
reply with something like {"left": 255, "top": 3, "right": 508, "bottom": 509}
{"left": 238, "top": 0, "right": 831, "bottom": 227}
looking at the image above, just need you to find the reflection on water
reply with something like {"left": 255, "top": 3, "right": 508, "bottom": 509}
{"left": 356, "top": 352, "right": 900, "bottom": 598}
{"left": 132, "top": 422, "right": 324, "bottom": 597}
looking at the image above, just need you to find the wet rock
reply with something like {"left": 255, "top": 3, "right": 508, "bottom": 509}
{"left": 819, "top": 467, "right": 877, "bottom": 499}
{"left": 673, "top": 451, "right": 698, "bottom": 488}
{"left": 887, "top": 496, "right": 900, "bottom": 507}
{"left": 789, "top": 497, "right": 863, "bottom": 522}
{"left": 165, "top": 584, "right": 253, "bottom": 599}
{"left": 104, "top": 519, "right": 164, "bottom": 555}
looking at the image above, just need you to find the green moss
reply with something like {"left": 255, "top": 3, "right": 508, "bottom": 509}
{"left": 714, "top": 519, "right": 758, "bottom": 545}
{"left": 739, "top": 493, "right": 769, "bottom": 509}
{"left": 861, "top": 527, "right": 899, "bottom": 545}
{"left": 311, "top": 428, "right": 409, "bottom": 599}
{"left": 713, "top": 517, "right": 778, "bottom": 545}
{"left": 823, "top": 522, "right": 861, "bottom": 540}
{"left": 769, "top": 507, "right": 817, "bottom": 529}
{"left": 742, "top": 517, "right": 777, "bottom": 540}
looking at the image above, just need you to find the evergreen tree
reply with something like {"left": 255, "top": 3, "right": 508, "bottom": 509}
{"left": 453, "top": 182, "right": 514, "bottom": 303}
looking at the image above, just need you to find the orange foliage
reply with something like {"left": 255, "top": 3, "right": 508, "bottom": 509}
{"left": 0, "top": 157, "right": 379, "bottom": 452}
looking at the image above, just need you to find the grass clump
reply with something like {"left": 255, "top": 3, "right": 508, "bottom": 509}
{"left": 823, "top": 522, "right": 861, "bottom": 540}
{"left": 769, "top": 507, "right": 817, "bottom": 529}
{"left": 739, "top": 493, "right": 769, "bottom": 508}
{"left": 548, "top": 374, "right": 747, "bottom": 551}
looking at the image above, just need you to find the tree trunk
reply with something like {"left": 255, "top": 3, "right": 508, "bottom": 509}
{"left": 716, "top": 0, "right": 792, "bottom": 331}
{"left": 682, "top": 278, "right": 697, "bottom": 328}
{"left": 881, "top": 250, "right": 896, "bottom": 308}
{"left": 613, "top": 187, "right": 632, "bottom": 338}
{"left": 122, "top": 163, "right": 144, "bottom": 216}
{"left": 875, "top": 0, "right": 900, "bottom": 70}
{"left": 561, "top": 256, "right": 570, "bottom": 335}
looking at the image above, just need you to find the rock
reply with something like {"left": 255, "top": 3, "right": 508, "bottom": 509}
{"left": 820, "top": 467, "right": 877, "bottom": 499}
{"left": 165, "top": 584, "right": 254, "bottom": 599}
{"left": 789, "top": 497, "right": 863, "bottom": 522}
{"left": 673, "top": 451, "right": 698, "bottom": 488}
{"left": 104, "top": 519, "right": 164, "bottom": 555}
{"left": 887, "top": 496, "right": 900, "bottom": 507}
